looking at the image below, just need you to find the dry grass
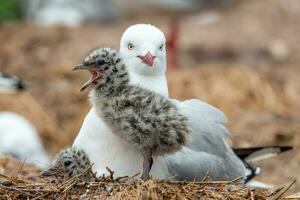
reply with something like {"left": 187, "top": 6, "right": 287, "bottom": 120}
{"left": 0, "top": 157, "right": 290, "bottom": 200}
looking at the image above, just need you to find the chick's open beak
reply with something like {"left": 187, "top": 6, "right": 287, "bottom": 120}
{"left": 73, "top": 64, "right": 102, "bottom": 92}
{"left": 73, "top": 63, "right": 86, "bottom": 71}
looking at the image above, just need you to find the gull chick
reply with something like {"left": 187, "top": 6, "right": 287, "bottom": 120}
{"left": 74, "top": 47, "right": 189, "bottom": 180}
{"left": 41, "top": 147, "right": 92, "bottom": 181}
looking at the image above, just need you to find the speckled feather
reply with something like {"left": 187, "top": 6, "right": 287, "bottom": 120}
{"left": 84, "top": 47, "right": 190, "bottom": 155}
{"left": 42, "top": 147, "right": 92, "bottom": 181}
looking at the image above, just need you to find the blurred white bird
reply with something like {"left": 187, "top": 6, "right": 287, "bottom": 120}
{"left": 0, "top": 73, "right": 50, "bottom": 168}
{"left": 73, "top": 24, "right": 291, "bottom": 183}
{"left": 21, "top": 0, "right": 117, "bottom": 26}
{"left": 0, "top": 72, "right": 26, "bottom": 93}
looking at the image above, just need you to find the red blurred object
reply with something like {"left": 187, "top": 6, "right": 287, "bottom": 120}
{"left": 167, "top": 19, "right": 179, "bottom": 68}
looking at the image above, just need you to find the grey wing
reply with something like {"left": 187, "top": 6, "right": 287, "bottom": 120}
{"left": 168, "top": 99, "right": 246, "bottom": 181}
{"left": 171, "top": 99, "right": 229, "bottom": 157}
{"left": 167, "top": 147, "right": 246, "bottom": 181}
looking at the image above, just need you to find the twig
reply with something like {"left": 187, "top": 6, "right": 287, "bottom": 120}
{"left": 31, "top": 192, "right": 51, "bottom": 200}
{"left": 0, "top": 183, "right": 34, "bottom": 197}
{"left": 131, "top": 172, "right": 140, "bottom": 179}
{"left": 267, "top": 187, "right": 284, "bottom": 197}
{"left": 115, "top": 176, "right": 129, "bottom": 182}
{"left": 250, "top": 190, "right": 254, "bottom": 200}
{"left": 89, "top": 181, "right": 133, "bottom": 187}
{"left": 89, "top": 167, "right": 98, "bottom": 181}
{"left": 63, "top": 179, "right": 78, "bottom": 193}
{"left": 201, "top": 171, "right": 211, "bottom": 182}
{"left": 275, "top": 180, "right": 296, "bottom": 200}
{"left": 165, "top": 179, "right": 234, "bottom": 185}
{"left": 17, "top": 159, "right": 26, "bottom": 174}
{"left": 0, "top": 173, "right": 11, "bottom": 179}
{"left": 105, "top": 167, "right": 115, "bottom": 180}
{"left": 230, "top": 176, "right": 244, "bottom": 183}
{"left": 58, "top": 164, "right": 94, "bottom": 188}
{"left": 283, "top": 192, "right": 300, "bottom": 199}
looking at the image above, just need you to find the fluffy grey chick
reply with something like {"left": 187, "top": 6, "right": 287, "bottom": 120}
{"left": 41, "top": 147, "right": 93, "bottom": 182}
{"left": 74, "top": 47, "right": 190, "bottom": 180}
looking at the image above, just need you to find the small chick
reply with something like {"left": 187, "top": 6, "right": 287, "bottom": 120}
{"left": 74, "top": 47, "right": 190, "bottom": 180}
{"left": 41, "top": 147, "right": 93, "bottom": 181}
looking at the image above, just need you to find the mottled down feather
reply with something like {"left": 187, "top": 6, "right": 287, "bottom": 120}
{"left": 85, "top": 48, "right": 190, "bottom": 155}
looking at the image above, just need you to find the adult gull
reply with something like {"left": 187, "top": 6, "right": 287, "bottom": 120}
{"left": 73, "top": 24, "right": 291, "bottom": 182}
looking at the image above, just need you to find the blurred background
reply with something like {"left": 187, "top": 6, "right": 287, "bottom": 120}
{"left": 0, "top": 0, "right": 299, "bottom": 191}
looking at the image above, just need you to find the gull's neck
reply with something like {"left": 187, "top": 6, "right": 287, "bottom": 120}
{"left": 129, "top": 71, "right": 169, "bottom": 97}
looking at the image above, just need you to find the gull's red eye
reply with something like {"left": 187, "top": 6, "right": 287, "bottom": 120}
{"left": 128, "top": 43, "right": 134, "bottom": 50}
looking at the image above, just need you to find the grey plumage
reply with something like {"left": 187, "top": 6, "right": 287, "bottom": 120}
{"left": 41, "top": 147, "right": 93, "bottom": 181}
{"left": 165, "top": 99, "right": 247, "bottom": 182}
{"left": 75, "top": 47, "right": 190, "bottom": 179}
{"left": 166, "top": 99, "right": 293, "bottom": 182}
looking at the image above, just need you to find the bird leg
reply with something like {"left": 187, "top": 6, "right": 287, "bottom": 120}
{"left": 141, "top": 148, "right": 153, "bottom": 180}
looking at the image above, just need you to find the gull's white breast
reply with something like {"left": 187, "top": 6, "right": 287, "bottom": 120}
{"left": 73, "top": 107, "right": 169, "bottom": 178}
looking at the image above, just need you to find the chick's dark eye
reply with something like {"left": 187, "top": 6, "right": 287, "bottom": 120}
{"left": 128, "top": 43, "right": 134, "bottom": 50}
{"left": 64, "top": 160, "right": 72, "bottom": 167}
{"left": 96, "top": 60, "right": 105, "bottom": 65}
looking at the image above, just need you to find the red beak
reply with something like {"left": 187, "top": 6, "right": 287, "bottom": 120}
{"left": 137, "top": 51, "right": 156, "bottom": 67}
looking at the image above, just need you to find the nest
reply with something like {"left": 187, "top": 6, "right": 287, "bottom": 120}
{"left": 0, "top": 157, "right": 296, "bottom": 200}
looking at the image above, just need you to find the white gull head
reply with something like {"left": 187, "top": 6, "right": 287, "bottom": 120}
{"left": 119, "top": 24, "right": 169, "bottom": 96}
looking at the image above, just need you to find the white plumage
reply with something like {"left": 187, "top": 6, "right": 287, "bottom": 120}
{"left": 73, "top": 108, "right": 169, "bottom": 178}
{"left": 73, "top": 24, "right": 247, "bottom": 181}
{"left": 21, "top": 0, "right": 117, "bottom": 27}
{"left": 0, "top": 112, "right": 50, "bottom": 168}
{"left": 0, "top": 72, "right": 26, "bottom": 93}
